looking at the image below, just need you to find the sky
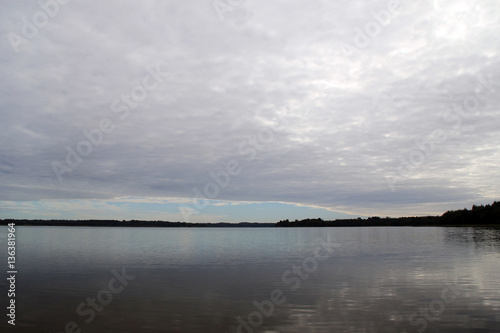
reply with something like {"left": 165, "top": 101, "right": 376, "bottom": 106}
{"left": 0, "top": 0, "right": 499, "bottom": 222}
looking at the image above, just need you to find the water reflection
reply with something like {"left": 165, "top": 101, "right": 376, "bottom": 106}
{"left": 0, "top": 226, "right": 499, "bottom": 332}
{"left": 444, "top": 227, "right": 500, "bottom": 251}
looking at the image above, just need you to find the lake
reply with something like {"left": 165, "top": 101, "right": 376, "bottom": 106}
{"left": 1, "top": 226, "right": 500, "bottom": 332}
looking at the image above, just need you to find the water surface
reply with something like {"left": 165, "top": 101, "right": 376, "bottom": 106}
{"left": 1, "top": 226, "right": 500, "bottom": 332}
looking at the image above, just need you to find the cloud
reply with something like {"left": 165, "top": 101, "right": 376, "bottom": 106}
{"left": 1, "top": 0, "right": 499, "bottom": 220}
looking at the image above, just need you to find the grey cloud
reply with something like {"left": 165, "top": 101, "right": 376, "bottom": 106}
{"left": 1, "top": 0, "right": 499, "bottom": 217}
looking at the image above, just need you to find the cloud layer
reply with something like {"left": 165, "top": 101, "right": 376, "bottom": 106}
{"left": 1, "top": 0, "right": 500, "bottom": 220}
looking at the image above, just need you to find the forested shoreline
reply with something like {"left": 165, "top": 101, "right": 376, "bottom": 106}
{"left": 1, "top": 201, "right": 499, "bottom": 227}
{"left": 277, "top": 201, "right": 500, "bottom": 227}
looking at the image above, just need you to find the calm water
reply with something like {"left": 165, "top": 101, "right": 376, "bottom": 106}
{"left": 1, "top": 226, "right": 500, "bottom": 333}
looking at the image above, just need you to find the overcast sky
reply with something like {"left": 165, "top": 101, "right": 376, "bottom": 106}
{"left": 1, "top": 0, "right": 499, "bottom": 222}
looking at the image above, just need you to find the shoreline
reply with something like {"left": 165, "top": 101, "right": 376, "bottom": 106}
{"left": 2, "top": 201, "right": 499, "bottom": 228}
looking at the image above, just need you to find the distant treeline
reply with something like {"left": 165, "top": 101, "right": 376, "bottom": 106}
{"left": 1, "top": 201, "right": 499, "bottom": 227}
{"left": 277, "top": 201, "right": 500, "bottom": 227}
{"left": 0, "top": 220, "right": 275, "bottom": 227}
